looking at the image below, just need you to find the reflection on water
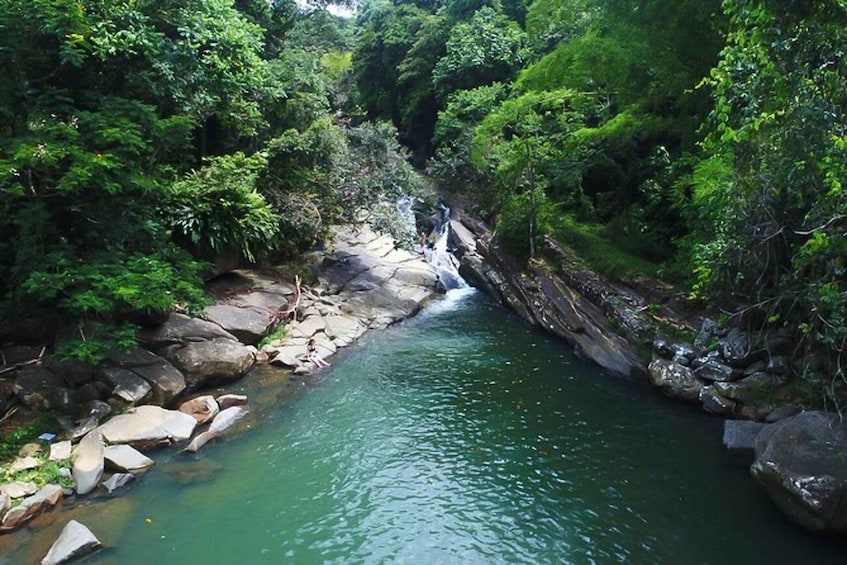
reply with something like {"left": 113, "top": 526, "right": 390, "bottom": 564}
{"left": 3, "top": 291, "right": 846, "bottom": 564}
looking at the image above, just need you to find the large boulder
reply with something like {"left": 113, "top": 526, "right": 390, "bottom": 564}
{"left": 723, "top": 420, "right": 769, "bottom": 455}
{"left": 96, "top": 405, "right": 197, "bottom": 450}
{"left": 106, "top": 347, "right": 186, "bottom": 405}
{"left": 137, "top": 313, "right": 238, "bottom": 347}
{"left": 648, "top": 359, "right": 704, "bottom": 402}
{"left": 751, "top": 411, "right": 847, "bottom": 534}
{"left": 713, "top": 371, "right": 787, "bottom": 402}
{"left": 163, "top": 339, "right": 255, "bottom": 389}
{"left": 99, "top": 368, "right": 152, "bottom": 405}
{"left": 41, "top": 519, "right": 102, "bottom": 565}
{"left": 72, "top": 430, "right": 104, "bottom": 496}
{"left": 202, "top": 304, "right": 273, "bottom": 345}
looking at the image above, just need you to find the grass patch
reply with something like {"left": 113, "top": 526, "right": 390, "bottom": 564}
{"left": 258, "top": 324, "right": 288, "bottom": 349}
{"left": 1, "top": 458, "right": 74, "bottom": 490}
{"left": 548, "top": 215, "right": 660, "bottom": 280}
{"left": 0, "top": 414, "right": 60, "bottom": 463}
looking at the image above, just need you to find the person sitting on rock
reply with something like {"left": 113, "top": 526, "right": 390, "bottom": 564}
{"left": 306, "top": 338, "right": 330, "bottom": 369}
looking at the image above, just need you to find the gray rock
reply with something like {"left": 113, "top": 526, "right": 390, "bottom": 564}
{"left": 164, "top": 339, "right": 255, "bottom": 389}
{"left": 202, "top": 304, "right": 273, "bottom": 345}
{"left": 216, "top": 394, "right": 248, "bottom": 409}
{"left": 288, "top": 316, "right": 326, "bottom": 340}
{"left": 713, "top": 371, "right": 787, "bottom": 402}
{"left": 41, "top": 519, "right": 102, "bottom": 565}
{"left": 648, "top": 359, "right": 704, "bottom": 402}
{"left": 653, "top": 339, "right": 673, "bottom": 359}
{"left": 765, "top": 405, "right": 802, "bottom": 423}
{"left": 183, "top": 430, "right": 216, "bottom": 453}
{"left": 178, "top": 395, "right": 220, "bottom": 424}
{"left": 267, "top": 345, "right": 304, "bottom": 368}
{"left": 751, "top": 411, "right": 847, "bottom": 534}
{"left": 100, "top": 367, "right": 152, "bottom": 404}
{"left": 137, "top": 313, "right": 238, "bottom": 347}
{"left": 70, "top": 416, "right": 98, "bottom": 441}
{"left": 101, "top": 473, "right": 135, "bottom": 493}
{"left": 49, "top": 441, "right": 72, "bottom": 462}
{"left": 106, "top": 347, "right": 186, "bottom": 404}
{"left": 72, "top": 430, "right": 104, "bottom": 496}
{"left": 97, "top": 405, "right": 197, "bottom": 450}
{"left": 0, "top": 484, "right": 63, "bottom": 531}
{"left": 693, "top": 317, "right": 719, "bottom": 352}
{"left": 13, "top": 365, "right": 63, "bottom": 410}
{"left": 722, "top": 420, "right": 769, "bottom": 454}
{"left": 699, "top": 386, "right": 736, "bottom": 415}
{"left": 720, "top": 328, "right": 765, "bottom": 367}
{"left": 209, "top": 406, "right": 248, "bottom": 435}
{"left": 693, "top": 358, "right": 737, "bottom": 382}
{"left": 1, "top": 481, "right": 37, "bottom": 499}
{"left": 9, "top": 455, "right": 41, "bottom": 474}
{"left": 104, "top": 444, "right": 155, "bottom": 473}
{"left": 0, "top": 492, "right": 8, "bottom": 516}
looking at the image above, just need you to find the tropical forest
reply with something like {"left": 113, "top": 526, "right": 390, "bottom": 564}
{"left": 1, "top": 0, "right": 847, "bottom": 562}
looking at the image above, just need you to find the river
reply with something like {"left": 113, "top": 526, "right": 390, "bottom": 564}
{"left": 5, "top": 289, "right": 846, "bottom": 563}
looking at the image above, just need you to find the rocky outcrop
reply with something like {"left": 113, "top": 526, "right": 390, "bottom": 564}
{"left": 648, "top": 359, "right": 704, "bottom": 402}
{"left": 751, "top": 411, "right": 847, "bottom": 534}
{"left": 452, "top": 217, "right": 648, "bottom": 379}
{"left": 41, "top": 519, "right": 102, "bottom": 565}
{"left": 178, "top": 395, "right": 220, "bottom": 424}
{"left": 202, "top": 304, "right": 274, "bottom": 345}
{"left": 184, "top": 405, "right": 249, "bottom": 453}
{"left": 649, "top": 319, "right": 794, "bottom": 421}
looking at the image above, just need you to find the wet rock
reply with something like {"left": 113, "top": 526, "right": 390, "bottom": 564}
{"left": 202, "top": 304, "right": 273, "bottom": 345}
{"left": 101, "top": 473, "right": 136, "bottom": 493}
{"left": 752, "top": 411, "right": 847, "bottom": 534}
{"left": 97, "top": 405, "right": 197, "bottom": 450}
{"left": 648, "top": 359, "right": 704, "bottom": 402}
{"left": 0, "top": 492, "right": 8, "bottom": 516}
{"left": 164, "top": 339, "right": 255, "bottom": 389}
{"left": 178, "top": 395, "right": 219, "bottom": 424}
{"left": 693, "top": 359, "right": 737, "bottom": 382}
{"left": 652, "top": 339, "right": 674, "bottom": 359}
{"left": 162, "top": 459, "right": 223, "bottom": 485}
{"left": 72, "top": 430, "right": 104, "bottom": 496}
{"left": 723, "top": 420, "right": 769, "bottom": 455}
{"left": 699, "top": 386, "right": 736, "bottom": 415}
{"left": 104, "top": 445, "right": 155, "bottom": 473}
{"left": 41, "top": 519, "right": 102, "bottom": 565}
{"left": 0, "top": 484, "right": 63, "bottom": 531}
{"left": 767, "top": 356, "right": 790, "bottom": 375}
{"left": 216, "top": 394, "right": 248, "bottom": 409}
{"left": 48, "top": 441, "right": 72, "bottom": 462}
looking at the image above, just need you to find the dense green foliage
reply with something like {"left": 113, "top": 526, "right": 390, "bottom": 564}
{"left": 0, "top": 0, "right": 427, "bottom": 362}
{"left": 353, "top": 0, "right": 847, "bottom": 391}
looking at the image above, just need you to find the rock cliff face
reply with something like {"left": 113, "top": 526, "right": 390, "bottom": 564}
{"left": 450, "top": 216, "right": 652, "bottom": 380}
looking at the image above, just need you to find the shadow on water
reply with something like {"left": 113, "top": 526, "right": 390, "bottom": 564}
{"left": 4, "top": 290, "right": 847, "bottom": 564}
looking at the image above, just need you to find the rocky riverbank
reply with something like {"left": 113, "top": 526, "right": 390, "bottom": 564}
{"left": 448, "top": 210, "right": 847, "bottom": 536}
{"left": 0, "top": 224, "right": 439, "bottom": 559}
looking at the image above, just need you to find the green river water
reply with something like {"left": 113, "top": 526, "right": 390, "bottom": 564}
{"left": 5, "top": 289, "right": 847, "bottom": 564}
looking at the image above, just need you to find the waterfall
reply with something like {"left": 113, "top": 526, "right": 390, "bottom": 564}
{"left": 424, "top": 206, "right": 469, "bottom": 292}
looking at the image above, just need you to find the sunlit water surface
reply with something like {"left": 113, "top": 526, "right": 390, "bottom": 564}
{"left": 4, "top": 289, "right": 846, "bottom": 563}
